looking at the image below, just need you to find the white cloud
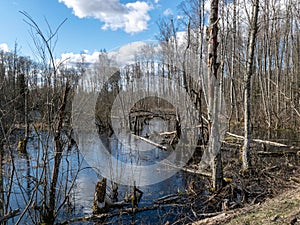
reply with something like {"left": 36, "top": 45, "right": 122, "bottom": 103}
{"left": 154, "top": 0, "right": 159, "bottom": 3}
{"left": 0, "top": 43, "right": 9, "bottom": 52}
{"left": 57, "top": 41, "right": 149, "bottom": 68}
{"left": 163, "top": 8, "right": 173, "bottom": 16}
{"left": 176, "top": 31, "right": 186, "bottom": 46}
{"left": 109, "top": 41, "right": 147, "bottom": 65}
{"left": 58, "top": 0, "right": 152, "bottom": 33}
{"left": 59, "top": 51, "right": 101, "bottom": 65}
{"left": 123, "top": 2, "right": 152, "bottom": 33}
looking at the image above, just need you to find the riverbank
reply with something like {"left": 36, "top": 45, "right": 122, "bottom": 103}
{"left": 192, "top": 183, "right": 300, "bottom": 225}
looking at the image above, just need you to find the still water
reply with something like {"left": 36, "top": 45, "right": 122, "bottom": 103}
{"left": 4, "top": 117, "right": 194, "bottom": 224}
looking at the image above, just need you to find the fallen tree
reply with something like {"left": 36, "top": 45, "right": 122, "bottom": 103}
{"left": 226, "top": 132, "right": 300, "bottom": 150}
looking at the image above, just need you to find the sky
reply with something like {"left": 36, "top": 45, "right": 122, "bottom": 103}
{"left": 0, "top": 0, "right": 182, "bottom": 65}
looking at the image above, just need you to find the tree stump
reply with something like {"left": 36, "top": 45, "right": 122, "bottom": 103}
{"left": 17, "top": 137, "right": 28, "bottom": 155}
{"left": 93, "top": 178, "right": 108, "bottom": 214}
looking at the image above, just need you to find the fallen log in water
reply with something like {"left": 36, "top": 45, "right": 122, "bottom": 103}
{"left": 57, "top": 202, "right": 188, "bottom": 225}
{"left": 159, "top": 131, "right": 176, "bottom": 135}
{"left": 57, "top": 205, "right": 160, "bottom": 224}
{"left": 154, "top": 194, "right": 180, "bottom": 204}
{"left": 132, "top": 134, "right": 168, "bottom": 150}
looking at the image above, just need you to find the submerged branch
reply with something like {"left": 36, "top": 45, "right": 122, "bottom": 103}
{"left": 57, "top": 205, "right": 160, "bottom": 225}
{"left": 132, "top": 134, "right": 168, "bottom": 150}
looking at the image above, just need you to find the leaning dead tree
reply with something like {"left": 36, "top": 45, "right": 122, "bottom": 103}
{"left": 242, "top": 0, "right": 259, "bottom": 171}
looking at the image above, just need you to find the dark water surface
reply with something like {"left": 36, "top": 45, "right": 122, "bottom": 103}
{"left": 4, "top": 124, "right": 193, "bottom": 224}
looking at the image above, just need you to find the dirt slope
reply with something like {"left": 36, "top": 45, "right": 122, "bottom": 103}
{"left": 192, "top": 183, "right": 300, "bottom": 225}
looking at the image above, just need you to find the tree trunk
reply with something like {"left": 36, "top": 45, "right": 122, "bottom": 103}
{"left": 229, "top": 0, "right": 239, "bottom": 127}
{"left": 45, "top": 82, "right": 70, "bottom": 224}
{"left": 206, "top": 0, "right": 223, "bottom": 190}
{"left": 242, "top": 0, "right": 259, "bottom": 171}
{"left": 0, "top": 144, "right": 4, "bottom": 220}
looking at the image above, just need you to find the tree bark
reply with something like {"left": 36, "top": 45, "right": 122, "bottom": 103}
{"left": 229, "top": 0, "right": 239, "bottom": 127}
{"left": 0, "top": 144, "right": 4, "bottom": 220}
{"left": 46, "top": 82, "right": 70, "bottom": 224}
{"left": 206, "top": 0, "right": 223, "bottom": 190}
{"left": 242, "top": 0, "right": 259, "bottom": 171}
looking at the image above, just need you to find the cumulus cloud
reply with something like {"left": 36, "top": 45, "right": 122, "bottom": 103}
{"left": 163, "top": 8, "right": 173, "bottom": 16}
{"left": 109, "top": 41, "right": 147, "bottom": 65}
{"left": 0, "top": 43, "right": 9, "bottom": 52}
{"left": 59, "top": 51, "right": 102, "bottom": 65}
{"left": 57, "top": 41, "right": 149, "bottom": 68}
{"left": 58, "top": 0, "right": 152, "bottom": 33}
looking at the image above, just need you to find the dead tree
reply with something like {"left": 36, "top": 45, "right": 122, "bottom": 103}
{"left": 206, "top": 0, "right": 223, "bottom": 190}
{"left": 93, "top": 178, "right": 108, "bottom": 214}
{"left": 242, "top": 0, "right": 259, "bottom": 171}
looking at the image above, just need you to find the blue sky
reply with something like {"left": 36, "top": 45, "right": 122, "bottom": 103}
{"left": 0, "top": 0, "right": 182, "bottom": 61}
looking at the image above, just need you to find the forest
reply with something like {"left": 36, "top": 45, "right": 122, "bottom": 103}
{"left": 0, "top": 0, "right": 299, "bottom": 224}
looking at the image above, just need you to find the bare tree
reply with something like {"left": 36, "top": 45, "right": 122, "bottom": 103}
{"left": 18, "top": 12, "right": 81, "bottom": 224}
{"left": 0, "top": 48, "right": 23, "bottom": 223}
{"left": 242, "top": 0, "right": 259, "bottom": 171}
{"left": 156, "top": 16, "right": 179, "bottom": 78}
{"left": 206, "top": 0, "right": 223, "bottom": 190}
{"left": 228, "top": 0, "right": 240, "bottom": 126}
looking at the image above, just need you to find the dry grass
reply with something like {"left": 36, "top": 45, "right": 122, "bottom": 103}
{"left": 224, "top": 184, "right": 300, "bottom": 225}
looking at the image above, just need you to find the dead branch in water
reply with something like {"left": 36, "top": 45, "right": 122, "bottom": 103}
{"left": 57, "top": 205, "right": 161, "bottom": 224}
{"left": 132, "top": 134, "right": 168, "bottom": 150}
{"left": 154, "top": 194, "right": 180, "bottom": 204}
{"left": 161, "top": 161, "right": 212, "bottom": 177}
{"left": 159, "top": 131, "right": 176, "bottom": 135}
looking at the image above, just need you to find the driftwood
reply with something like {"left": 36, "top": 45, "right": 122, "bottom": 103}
{"left": 132, "top": 134, "right": 168, "bottom": 150}
{"left": 192, "top": 204, "right": 259, "bottom": 225}
{"left": 227, "top": 132, "right": 300, "bottom": 149}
